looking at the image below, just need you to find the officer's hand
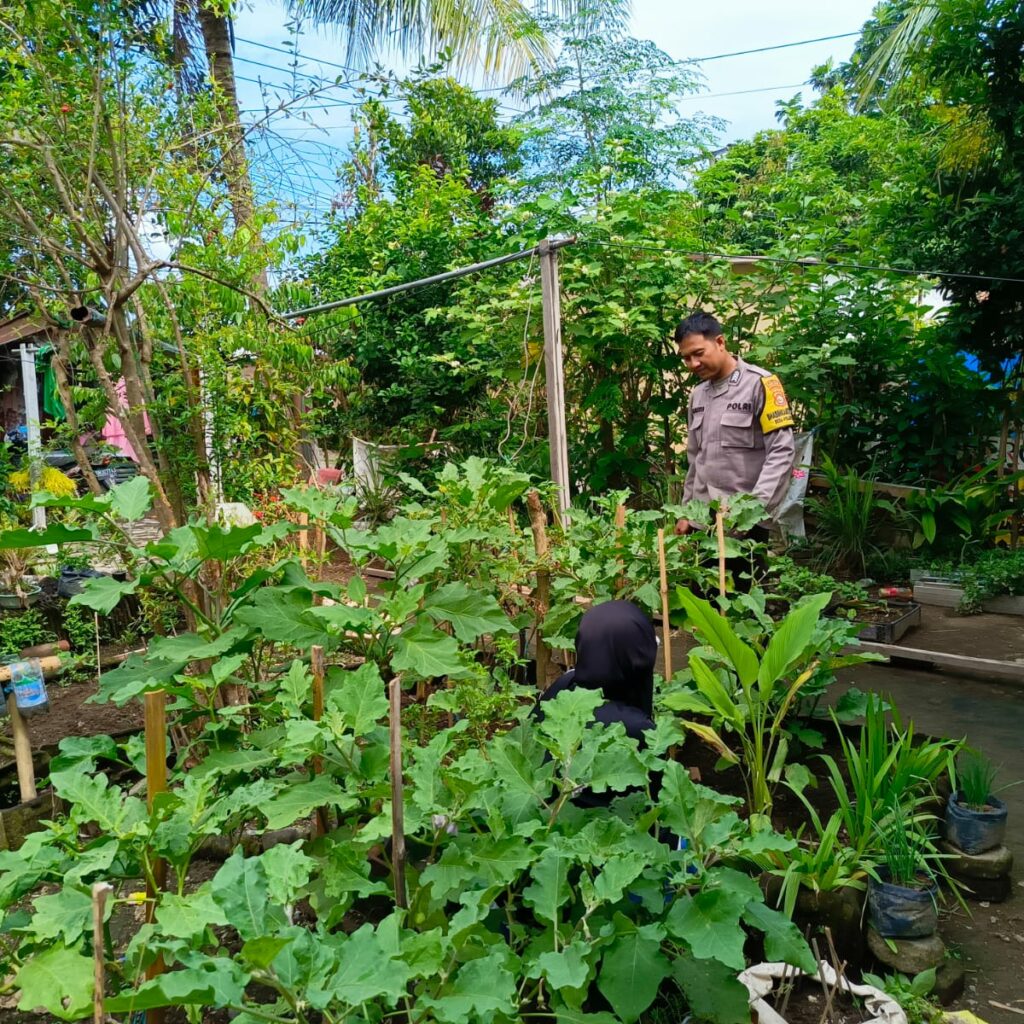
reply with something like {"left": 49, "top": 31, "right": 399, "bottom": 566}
{"left": 674, "top": 518, "right": 692, "bottom": 536}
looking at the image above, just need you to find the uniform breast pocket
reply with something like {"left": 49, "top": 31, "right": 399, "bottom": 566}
{"left": 688, "top": 413, "right": 704, "bottom": 452}
{"left": 719, "top": 410, "right": 756, "bottom": 448}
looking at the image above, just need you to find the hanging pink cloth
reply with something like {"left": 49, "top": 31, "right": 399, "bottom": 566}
{"left": 98, "top": 379, "right": 150, "bottom": 460}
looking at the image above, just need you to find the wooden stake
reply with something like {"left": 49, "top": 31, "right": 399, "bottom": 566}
{"left": 6, "top": 693, "right": 37, "bottom": 802}
{"left": 310, "top": 646, "right": 329, "bottom": 837}
{"left": 0, "top": 655, "right": 63, "bottom": 685}
{"left": 143, "top": 691, "right": 167, "bottom": 1024}
{"left": 388, "top": 677, "right": 407, "bottom": 910}
{"left": 715, "top": 505, "right": 728, "bottom": 604}
{"left": 526, "top": 490, "right": 552, "bottom": 690}
{"left": 92, "top": 882, "right": 112, "bottom": 1024}
{"left": 94, "top": 613, "right": 102, "bottom": 685}
{"left": 614, "top": 504, "right": 626, "bottom": 591}
{"left": 298, "top": 511, "right": 309, "bottom": 567}
{"left": 656, "top": 528, "right": 673, "bottom": 682}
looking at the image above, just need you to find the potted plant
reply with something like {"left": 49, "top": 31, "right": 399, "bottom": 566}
{"left": 945, "top": 752, "right": 1009, "bottom": 855}
{"left": 866, "top": 810, "right": 939, "bottom": 939}
{"left": 0, "top": 518, "right": 41, "bottom": 610}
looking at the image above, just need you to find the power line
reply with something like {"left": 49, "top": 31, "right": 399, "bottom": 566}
{"left": 580, "top": 239, "right": 1024, "bottom": 286}
{"left": 683, "top": 31, "right": 860, "bottom": 65}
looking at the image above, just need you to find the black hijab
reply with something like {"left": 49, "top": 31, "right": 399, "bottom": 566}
{"left": 539, "top": 600, "right": 657, "bottom": 744}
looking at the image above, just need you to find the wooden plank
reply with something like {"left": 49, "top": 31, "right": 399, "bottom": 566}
{"left": 855, "top": 641, "right": 1024, "bottom": 682}
{"left": 808, "top": 473, "right": 925, "bottom": 500}
{"left": 539, "top": 238, "right": 572, "bottom": 518}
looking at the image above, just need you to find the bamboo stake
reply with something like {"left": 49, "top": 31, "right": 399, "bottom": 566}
{"left": 526, "top": 490, "right": 553, "bottom": 689}
{"left": 298, "top": 511, "right": 309, "bottom": 567}
{"left": 715, "top": 504, "right": 728, "bottom": 604}
{"left": 0, "top": 655, "right": 63, "bottom": 685}
{"left": 388, "top": 677, "right": 407, "bottom": 910}
{"left": 92, "top": 882, "right": 112, "bottom": 1024}
{"left": 614, "top": 504, "right": 626, "bottom": 591}
{"left": 143, "top": 691, "right": 167, "bottom": 1024}
{"left": 6, "top": 693, "right": 37, "bottom": 802}
{"left": 310, "top": 646, "right": 329, "bottom": 837}
{"left": 656, "top": 528, "right": 673, "bottom": 681}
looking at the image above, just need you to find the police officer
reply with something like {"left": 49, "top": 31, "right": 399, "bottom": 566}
{"left": 673, "top": 311, "right": 795, "bottom": 540}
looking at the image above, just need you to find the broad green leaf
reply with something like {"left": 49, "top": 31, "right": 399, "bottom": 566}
{"left": 191, "top": 523, "right": 262, "bottom": 561}
{"left": 261, "top": 776, "right": 355, "bottom": 831}
{"left": 191, "top": 748, "right": 278, "bottom": 778}
{"left": 242, "top": 936, "right": 292, "bottom": 970}
{"left": 391, "top": 627, "right": 474, "bottom": 680}
{"left": 420, "top": 951, "right": 517, "bottom": 1021}
{"left": 0, "top": 524, "right": 94, "bottom": 549}
{"left": 596, "top": 921, "right": 670, "bottom": 1022}
{"left": 155, "top": 885, "right": 229, "bottom": 941}
{"left": 260, "top": 842, "right": 315, "bottom": 905}
{"left": 324, "top": 925, "right": 411, "bottom": 1006}
{"left": 69, "top": 574, "right": 138, "bottom": 614}
{"left": 673, "top": 954, "right": 751, "bottom": 1024}
{"left": 279, "top": 659, "right": 311, "bottom": 716}
{"left": 105, "top": 958, "right": 248, "bottom": 1011}
{"left": 538, "top": 687, "right": 603, "bottom": 761}
{"left": 675, "top": 588, "right": 758, "bottom": 688}
{"left": 209, "top": 850, "right": 288, "bottom": 940}
{"left": 107, "top": 475, "right": 153, "bottom": 521}
{"left": 757, "top": 592, "right": 831, "bottom": 696}
{"left": 234, "top": 588, "right": 328, "bottom": 647}
{"left": 533, "top": 940, "right": 592, "bottom": 992}
{"left": 742, "top": 901, "right": 816, "bottom": 973}
{"left": 593, "top": 856, "right": 644, "bottom": 904}
{"left": 326, "top": 661, "right": 388, "bottom": 734}
{"left": 16, "top": 944, "right": 93, "bottom": 1020}
{"left": 29, "top": 887, "right": 95, "bottom": 945}
{"left": 52, "top": 771, "right": 146, "bottom": 833}
{"left": 423, "top": 581, "right": 516, "bottom": 641}
{"left": 664, "top": 888, "right": 747, "bottom": 969}
{"left": 523, "top": 848, "right": 572, "bottom": 923}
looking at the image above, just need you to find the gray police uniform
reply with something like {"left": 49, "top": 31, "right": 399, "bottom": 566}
{"left": 683, "top": 358, "right": 796, "bottom": 516}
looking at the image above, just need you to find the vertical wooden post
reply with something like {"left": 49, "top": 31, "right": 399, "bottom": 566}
{"left": 539, "top": 238, "right": 572, "bottom": 520}
{"left": 715, "top": 505, "right": 729, "bottom": 604}
{"left": 310, "top": 646, "right": 329, "bottom": 837}
{"left": 143, "top": 691, "right": 167, "bottom": 1024}
{"left": 6, "top": 693, "right": 37, "bottom": 802}
{"left": 613, "top": 504, "right": 626, "bottom": 592}
{"left": 388, "top": 677, "right": 407, "bottom": 910}
{"left": 657, "top": 529, "right": 673, "bottom": 682}
{"left": 526, "top": 490, "right": 553, "bottom": 690}
{"left": 92, "top": 882, "right": 112, "bottom": 1024}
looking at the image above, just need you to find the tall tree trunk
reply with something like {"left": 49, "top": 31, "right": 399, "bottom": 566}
{"left": 197, "top": 8, "right": 262, "bottom": 272}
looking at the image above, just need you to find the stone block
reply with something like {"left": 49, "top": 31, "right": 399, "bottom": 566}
{"left": 940, "top": 841, "right": 1013, "bottom": 880}
{"left": 867, "top": 925, "right": 945, "bottom": 975}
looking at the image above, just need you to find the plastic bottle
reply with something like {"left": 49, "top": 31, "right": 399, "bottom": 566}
{"left": 8, "top": 658, "right": 50, "bottom": 717}
{"left": 879, "top": 586, "right": 914, "bottom": 600}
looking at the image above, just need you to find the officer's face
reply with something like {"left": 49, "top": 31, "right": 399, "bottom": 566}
{"left": 678, "top": 332, "right": 729, "bottom": 381}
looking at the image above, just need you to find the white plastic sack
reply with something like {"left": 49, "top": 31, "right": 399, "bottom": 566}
{"left": 774, "top": 431, "right": 814, "bottom": 540}
{"left": 738, "top": 961, "right": 907, "bottom": 1024}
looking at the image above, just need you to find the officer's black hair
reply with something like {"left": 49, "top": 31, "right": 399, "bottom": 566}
{"left": 674, "top": 310, "right": 722, "bottom": 343}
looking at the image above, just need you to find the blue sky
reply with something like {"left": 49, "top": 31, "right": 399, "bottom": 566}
{"left": 232, "top": 0, "right": 880, "bottom": 224}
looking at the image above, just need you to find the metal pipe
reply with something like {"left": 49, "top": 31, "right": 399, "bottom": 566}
{"left": 69, "top": 305, "right": 106, "bottom": 326}
{"left": 281, "top": 239, "right": 575, "bottom": 321}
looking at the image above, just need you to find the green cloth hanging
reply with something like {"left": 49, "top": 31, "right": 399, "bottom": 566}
{"left": 36, "top": 345, "right": 66, "bottom": 422}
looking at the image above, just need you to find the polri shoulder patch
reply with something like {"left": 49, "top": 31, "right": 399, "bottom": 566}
{"left": 759, "top": 374, "right": 794, "bottom": 433}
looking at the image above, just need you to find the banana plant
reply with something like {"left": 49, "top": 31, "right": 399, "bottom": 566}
{"left": 664, "top": 589, "right": 834, "bottom": 823}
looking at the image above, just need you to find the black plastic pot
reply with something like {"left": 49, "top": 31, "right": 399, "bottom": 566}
{"left": 866, "top": 868, "right": 938, "bottom": 939}
{"left": 945, "top": 791, "right": 1007, "bottom": 855}
{"left": 56, "top": 566, "right": 105, "bottom": 598}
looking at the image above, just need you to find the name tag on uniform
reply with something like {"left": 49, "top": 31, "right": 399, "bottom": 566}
{"left": 759, "top": 375, "right": 794, "bottom": 432}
